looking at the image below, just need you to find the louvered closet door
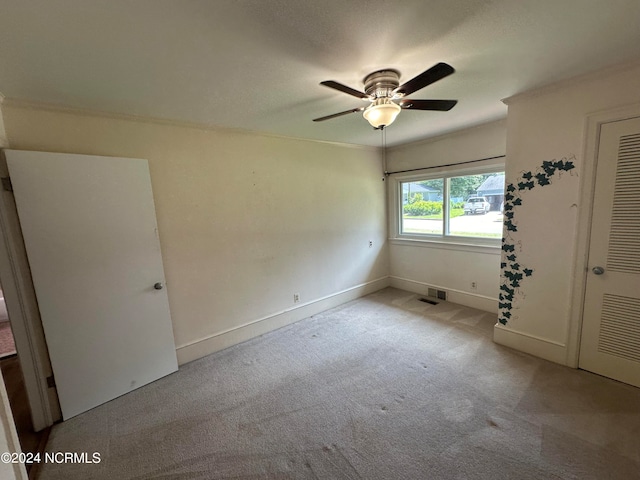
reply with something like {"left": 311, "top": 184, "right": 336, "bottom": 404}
{"left": 579, "top": 116, "right": 640, "bottom": 387}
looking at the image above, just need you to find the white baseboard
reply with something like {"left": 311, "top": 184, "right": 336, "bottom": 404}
{"left": 493, "top": 324, "right": 568, "bottom": 365}
{"left": 389, "top": 276, "right": 498, "bottom": 313}
{"left": 176, "top": 276, "right": 391, "bottom": 365}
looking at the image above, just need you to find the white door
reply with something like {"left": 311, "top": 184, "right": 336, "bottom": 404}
{"left": 579, "top": 117, "right": 640, "bottom": 387}
{"left": 5, "top": 150, "right": 178, "bottom": 419}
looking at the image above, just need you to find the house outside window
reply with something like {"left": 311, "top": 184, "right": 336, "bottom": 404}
{"left": 476, "top": 173, "right": 505, "bottom": 211}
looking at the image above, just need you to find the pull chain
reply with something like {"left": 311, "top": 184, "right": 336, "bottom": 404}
{"left": 381, "top": 126, "right": 388, "bottom": 181}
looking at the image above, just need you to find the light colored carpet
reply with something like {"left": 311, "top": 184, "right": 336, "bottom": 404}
{"left": 0, "top": 320, "right": 16, "bottom": 358}
{"left": 37, "top": 288, "right": 640, "bottom": 479}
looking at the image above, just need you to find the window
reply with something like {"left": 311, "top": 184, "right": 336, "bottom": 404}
{"left": 394, "top": 166, "right": 505, "bottom": 244}
{"left": 402, "top": 178, "right": 443, "bottom": 235}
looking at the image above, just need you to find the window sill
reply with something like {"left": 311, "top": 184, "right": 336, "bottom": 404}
{"left": 389, "top": 236, "right": 502, "bottom": 254}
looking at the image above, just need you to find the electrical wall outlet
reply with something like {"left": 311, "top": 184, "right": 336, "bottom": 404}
{"left": 293, "top": 293, "right": 300, "bottom": 303}
{"left": 369, "top": 240, "right": 373, "bottom": 248}
{"left": 470, "top": 281, "right": 478, "bottom": 291}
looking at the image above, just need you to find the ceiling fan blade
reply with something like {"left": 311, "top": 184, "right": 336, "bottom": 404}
{"left": 320, "top": 81, "right": 369, "bottom": 100}
{"left": 394, "top": 63, "right": 455, "bottom": 97}
{"left": 399, "top": 99, "right": 457, "bottom": 111}
{"left": 313, "top": 107, "right": 365, "bottom": 122}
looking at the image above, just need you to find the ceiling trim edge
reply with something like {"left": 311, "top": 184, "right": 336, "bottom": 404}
{"left": 2, "top": 97, "right": 378, "bottom": 152}
{"left": 502, "top": 56, "right": 640, "bottom": 106}
{"left": 386, "top": 117, "right": 507, "bottom": 153}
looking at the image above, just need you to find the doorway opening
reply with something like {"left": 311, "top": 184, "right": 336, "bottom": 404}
{"left": 0, "top": 282, "right": 50, "bottom": 476}
{"left": 0, "top": 287, "right": 16, "bottom": 358}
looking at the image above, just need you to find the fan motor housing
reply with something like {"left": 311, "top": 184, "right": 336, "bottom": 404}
{"left": 363, "top": 69, "right": 400, "bottom": 98}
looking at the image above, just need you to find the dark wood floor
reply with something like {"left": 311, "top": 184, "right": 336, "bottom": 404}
{"left": 1, "top": 355, "right": 49, "bottom": 477}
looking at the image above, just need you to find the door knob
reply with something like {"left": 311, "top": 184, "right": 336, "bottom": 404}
{"left": 592, "top": 266, "right": 605, "bottom": 275}
{"left": 154, "top": 282, "right": 164, "bottom": 290}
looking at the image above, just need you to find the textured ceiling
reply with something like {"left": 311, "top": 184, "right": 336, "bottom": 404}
{"left": 1, "top": 0, "right": 640, "bottom": 147}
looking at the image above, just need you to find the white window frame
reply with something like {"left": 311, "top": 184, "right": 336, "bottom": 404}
{"left": 388, "top": 159, "right": 505, "bottom": 251}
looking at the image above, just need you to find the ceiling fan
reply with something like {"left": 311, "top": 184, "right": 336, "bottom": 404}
{"left": 313, "top": 62, "right": 457, "bottom": 129}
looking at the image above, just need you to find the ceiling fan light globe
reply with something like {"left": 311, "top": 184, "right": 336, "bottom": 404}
{"left": 363, "top": 101, "right": 401, "bottom": 128}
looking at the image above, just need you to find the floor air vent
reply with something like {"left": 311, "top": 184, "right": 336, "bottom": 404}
{"left": 419, "top": 298, "right": 439, "bottom": 305}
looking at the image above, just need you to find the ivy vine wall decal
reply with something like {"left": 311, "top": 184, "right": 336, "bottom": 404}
{"left": 498, "top": 155, "right": 577, "bottom": 325}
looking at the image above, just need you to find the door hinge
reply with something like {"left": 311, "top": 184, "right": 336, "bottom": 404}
{"left": 46, "top": 375, "right": 56, "bottom": 388}
{"left": 1, "top": 176, "right": 13, "bottom": 192}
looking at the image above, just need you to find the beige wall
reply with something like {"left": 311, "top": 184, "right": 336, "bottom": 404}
{"left": 2, "top": 103, "right": 389, "bottom": 363}
{"left": 386, "top": 120, "right": 507, "bottom": 312}
{"left": 386, "top": 120, "right": 507, "bottom": 172}
{"left": 495, "top": 61, "right": 640, "bottom": 365}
